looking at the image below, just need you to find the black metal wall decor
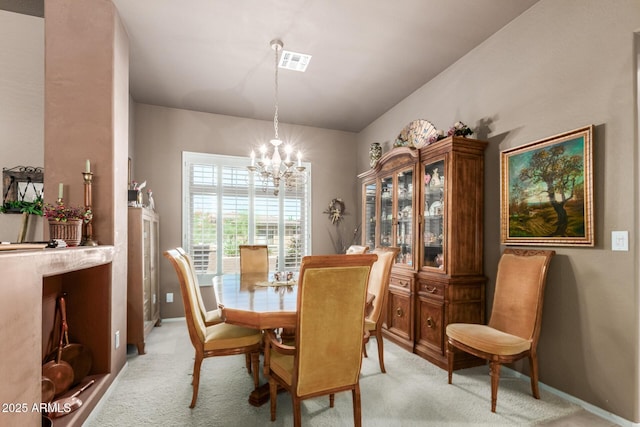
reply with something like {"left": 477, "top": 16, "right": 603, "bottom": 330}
{"left": 2, "top": 166, "right": 44, "bottom": 214}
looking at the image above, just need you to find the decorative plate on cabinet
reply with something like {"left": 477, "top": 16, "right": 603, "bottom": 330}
{"left": 397, "top": 120, "right": 438, "bottom": 149}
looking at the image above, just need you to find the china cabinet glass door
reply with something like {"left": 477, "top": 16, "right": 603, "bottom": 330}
{"left": 379, "top": 176, "right": 393, "bottom": 247}
{"left": 363, "top": 182, "right": 377, "bottom": 249}
{"left": 423, "top": 159, "right": 445, "bottom": 269}
{"left": 395, "top": 168, "right": 413, "bottom": 267}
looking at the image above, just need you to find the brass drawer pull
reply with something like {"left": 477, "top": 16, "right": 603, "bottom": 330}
{"left": 426, "top": 316, "right": 435, "bottom": 328}
{"left": 425, "top": 286, "right": 437, "bottom": 293}
{"left": 395, "top": 307, "right": 404, "bottom": 317}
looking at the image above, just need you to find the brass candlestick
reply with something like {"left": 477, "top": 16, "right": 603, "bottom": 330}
{"left": 81, "top": 171, "right": 98, "bottom": 246}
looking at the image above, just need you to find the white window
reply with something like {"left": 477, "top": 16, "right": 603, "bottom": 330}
{"left": 182, "top": 151, "right": 311, "bottom": 284}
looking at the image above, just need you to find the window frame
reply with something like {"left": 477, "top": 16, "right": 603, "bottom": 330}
{"left": 182, "top": 151, "right": 312, "bottom": 284}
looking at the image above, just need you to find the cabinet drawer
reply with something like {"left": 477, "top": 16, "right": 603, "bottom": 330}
{"left": 416, "top": 297, "right": 444, "bottom": 354}
{"left": 386, "top": 291, "right": 411, "bottom": 340}
{"left": 390, "top": 275, "right": 412, "bottom": 291}
{"left": 417, "top": 280, "right": 444, "bottom": 300}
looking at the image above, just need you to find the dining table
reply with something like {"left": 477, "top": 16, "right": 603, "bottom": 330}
{"left": 212, "top": 271, "right": 375, "bottom": 407}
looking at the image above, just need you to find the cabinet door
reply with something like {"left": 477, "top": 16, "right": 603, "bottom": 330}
{"left": 395, "top": 167, "right": 414, "bottom": 267}
{"left": 363, "top": 181, "right": 377, "bottom": 249}
{"left": 386, "top": 289, "right": 411, "bottom": 340}
{"left": 143, "top": 218, "right": 151, "bottom": 323}
{"left": 379, "top": 176, "right": 393, "bottom": 247}
{"left": 150, "top": 217, "right": 159, "bottom": 320}
{"left": 422, "top": 159, "right": 445, "bottom": 270}
{"left": 416, "top": 296, "right": 444, "bottom": 355}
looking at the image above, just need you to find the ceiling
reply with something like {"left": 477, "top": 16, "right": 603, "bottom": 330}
{"left": 3, "top": 0, "right": 539, "bottom": 133}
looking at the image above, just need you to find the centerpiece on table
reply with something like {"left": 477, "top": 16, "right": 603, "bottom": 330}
{"left": 44, "top": 202, "right": 91, "bottom": 247}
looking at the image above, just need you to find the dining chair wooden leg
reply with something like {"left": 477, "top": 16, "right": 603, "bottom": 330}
{"left": 375, "top": 328, "right": 386, "bottom": 373}
{"left": 489, "top": 360, "right": 501, "bottom": 413}
{"left": 269, "top": 378, "right": 278, "bottom": 421}
{"left": 293, "top": 396, "right": 302, "bottom": 427}
{"left": 529, "top": 353, "right": 540, "bottom": 399}
{"left": 329, "top": 393, "right": 335, "bottom": 408}
{"left": 447, "top": 341, "right": 454, "bottom": 384}
{"left": 190, "top": 354, "right": 203, "bottom": 408}
{"left": 353, "top": 385, "right": 362, "bottom": 427}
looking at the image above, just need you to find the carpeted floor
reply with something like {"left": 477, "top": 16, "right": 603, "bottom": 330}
{"left": 85, "top": 319, "right": 612, "bottom": 427}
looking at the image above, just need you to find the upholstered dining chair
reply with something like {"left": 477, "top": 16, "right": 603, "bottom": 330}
{"left": 263, "top": 254, "right": 378, "bottom": 427}
{"left": 362, "top": 246, "right": 399, "bottom": 373}
{"left": 175, "top": 247, "right": 223, "bottom": 326}
{"left": 164, "top": 249, "right": 262, "bottom": 408}
{"left": 239, "top": 244, "right": 269, "bottom": 273}
{"left": 446, "top": 248, "right": 555, "bottom": 412}
{"left": 346, "top": 244, "right": 369, "bottom": 254}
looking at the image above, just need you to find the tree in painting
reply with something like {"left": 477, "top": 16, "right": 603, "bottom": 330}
{"left": 509, "top": 138, "right": 585, "bottom": 237}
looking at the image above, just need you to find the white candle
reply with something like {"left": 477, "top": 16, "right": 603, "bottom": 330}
{"left": 250, "top": 150, "right": 255, "bottom": 166}
{"left": 58, "top": 183, "right": 63, "bottom": 199}
{"left": 86, "top": 159, "right": 91, "bottom": 173}
{"left": 297, "top": 151, "right": 302, "bottom": 167}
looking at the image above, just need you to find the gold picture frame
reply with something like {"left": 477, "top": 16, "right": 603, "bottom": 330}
{"left": 500, "top": 125, "right": 594, "bottom": 246}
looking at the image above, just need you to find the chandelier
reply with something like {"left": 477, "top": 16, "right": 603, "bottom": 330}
{"left": 247, "top": 39, "right": 306, "bottom": 196}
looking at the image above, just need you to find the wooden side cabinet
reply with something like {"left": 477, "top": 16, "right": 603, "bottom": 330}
{"left": 127, "top": 207, "right": 160, "bottom": 354}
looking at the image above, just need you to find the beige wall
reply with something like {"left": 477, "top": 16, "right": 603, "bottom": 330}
{"left": 0, "top": 11, "right": 44, "bottom": 242}
{"left": 357, "top": 0, "right": 640, "bottom": 422}
{"left": 131, "top": 103, "right": 358, "bottom": 318}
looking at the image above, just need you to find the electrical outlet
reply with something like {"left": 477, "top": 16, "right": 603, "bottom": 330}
{"left": 115, "top": 330, "right": 120, "bottom": 349}
{"left": 166, "top": 292, "right": 173, "bottom": 303}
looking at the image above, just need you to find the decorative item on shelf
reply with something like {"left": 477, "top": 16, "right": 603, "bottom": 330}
{"left": 147, "top": 189, "right": 155, "bottom": 211}
{"left": 81, "top": 160, "right": 98, "bottom": 246}
{"left": 369, "top": 142, "right": 382, "bottom": 168}
{"left": 128, "top": 180, "right": 146, "bottom": 207}
{"left": 430, "top": 168, "right": 441, "bottom": 186}
{"left": 247, "top": 39, "right": 306, "bottom": 196}
{"left": 435, "top": 253, "right": 444, "bottom": 269}
{"left": 44, "top": 201, "right": 90, "bottom": 247}
{"left": 397, "top": 119, "right": 438, "bottom": 149}
{"left": 447, "top": 121, "right": 473, "bottom": 137}
{"left": 428, "top": 129, "right": 447, "bottom": 144}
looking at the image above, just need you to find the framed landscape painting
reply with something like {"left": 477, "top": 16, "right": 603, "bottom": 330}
{"left": 500, "top": 125, "right": 594, "bottom": 246}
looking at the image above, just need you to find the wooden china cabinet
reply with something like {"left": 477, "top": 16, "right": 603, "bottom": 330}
{"left": 359, "top": 136, "right": 487, "bottom": 369}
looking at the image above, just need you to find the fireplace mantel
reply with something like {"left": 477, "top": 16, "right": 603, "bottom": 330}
{"left": 0, "top": 246, "right": 114, "bottom": 426}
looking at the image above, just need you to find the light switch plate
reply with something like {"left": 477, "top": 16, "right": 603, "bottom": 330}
{"left": 612, "top": 231, "right": 629, "bottom": 251}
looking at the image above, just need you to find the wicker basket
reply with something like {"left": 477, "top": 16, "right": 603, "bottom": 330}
{"left": 48, "top": 219, "right": 83, "bottom": 247}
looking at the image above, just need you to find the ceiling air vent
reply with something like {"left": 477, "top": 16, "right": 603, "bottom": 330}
{"left": 279, "top": 50, "right": 312, "bottom": 72}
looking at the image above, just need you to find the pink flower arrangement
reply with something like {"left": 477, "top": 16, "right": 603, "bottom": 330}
{"left": 447, "top": 121, "right": 473, "bottom": 137}
{"left": 44, "top": 203, "right": 91, "bottom": 223}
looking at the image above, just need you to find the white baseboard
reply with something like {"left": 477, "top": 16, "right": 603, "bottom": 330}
{"left": 504, "top": 367, "right": 637, "bottom": 427}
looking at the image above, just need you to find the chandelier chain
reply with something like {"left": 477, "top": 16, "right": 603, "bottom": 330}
{"left": 273, "top": 41, "right": 279, "bottom": 139}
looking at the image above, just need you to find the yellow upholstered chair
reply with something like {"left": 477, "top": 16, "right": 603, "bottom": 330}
{"left": 446, "top": 248, "right": 555, "bottom": 412}
{"left": 239, "top": 244, "right": 269, "bottom": 273}
{"left": 175, "top": 247, "right": 223, "bottom": 326}
{"left": 264, "top": 254, "right": 378, "bottom": 427}
{"left": 363, "top": 246, "right": 399, "bottom": 373}
{"left": 346, "top": 244, "right": 369, "bottom": 254}
{"left": 164, "top": 249, "right": 262, "bottom": 408}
